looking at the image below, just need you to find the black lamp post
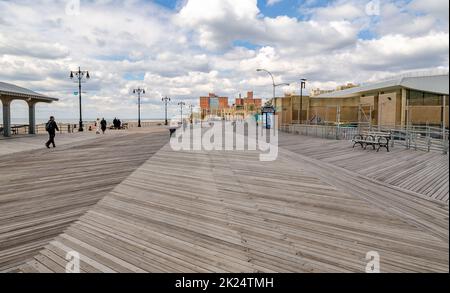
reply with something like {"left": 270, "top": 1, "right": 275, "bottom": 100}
{"left": 133, "top": 88, "right": 145, "bottom": 127}
{"left": 70, "top": 66, "right": 90, "bottom": 132}
{"left": 189, "top": 104, "right": 193, "bottom": 124}
{"left": 162, "top": 96, "right": 171, "bottom": 126}
{"left": 178, "top": 101, "right": 186, "bottom": 126}
{"left": 299, "top": 79, "right": 307, "bottom": 124}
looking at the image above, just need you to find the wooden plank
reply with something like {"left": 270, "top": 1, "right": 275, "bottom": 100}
{"left": 22, "top": 138, "right": 448, "bottom": 272}
{"left": 278, "top": 132, "right": 449, "bottom": 203}
{"left": 0, "top": 128, "right": 168, "bottom": 270}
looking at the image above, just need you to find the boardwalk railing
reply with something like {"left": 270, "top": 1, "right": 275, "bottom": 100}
{"left": 1, "top": 121, "right": 164, "bottom": 136}
{"left": 281, "top": 124, "right": 360, "bottom": 141}
{"left": 281, "top": 123, "right": 449, "bottom": 154}
{"left": 402, "top": 126, "right": 449, "bottom": 153}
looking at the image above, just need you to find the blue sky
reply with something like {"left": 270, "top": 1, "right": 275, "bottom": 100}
{"left": 153, "top": 0, "right": 328, "bottom": 16}
{"left": 152, "top": 0, "right": 179, "bottom": 9}
{"left": 0, "top": 0, "right": 448, "bottom": 120}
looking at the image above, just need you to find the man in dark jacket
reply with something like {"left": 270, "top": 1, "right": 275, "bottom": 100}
{"left": 100, "top": 118, "right": 107, "bottom": 134}
{"left": 45, "top": 116, "right": 59, "bottom": 148}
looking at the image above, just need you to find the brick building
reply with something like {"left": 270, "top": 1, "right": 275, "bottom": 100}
{"left": 234, "top": 91, "right": 262, "bottom": 117}
{"left": 199, "top": 93, "right": 229, "bottom": 118}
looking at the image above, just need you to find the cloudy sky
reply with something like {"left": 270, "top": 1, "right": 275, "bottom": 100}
{"left": 0, "top": 0, "right": 448, "bottom": 121}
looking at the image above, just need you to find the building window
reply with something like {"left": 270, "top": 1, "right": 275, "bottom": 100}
{"left": 408, "top": 89, "right": 445, "bottom": 106}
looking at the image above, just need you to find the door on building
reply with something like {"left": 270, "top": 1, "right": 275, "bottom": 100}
{"left": 378, "top": 93, "right": 397, "bottom": 127}
{"left": 358, "top": 104, "right": 373, "bottom": 127}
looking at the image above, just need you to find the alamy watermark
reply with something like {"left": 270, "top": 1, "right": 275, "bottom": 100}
{"left": 65, "top": 0, "right": 81, "bottom": 16}
{"left": 365, "top": 0, "right": 380, "bottom": 16}
{"left": 169, "top": 117, "right": 279, "bottom": 162}
{"left": 365, "top": 251, "right": 380, "bottom": 273}
{"left": 65, "top": 250, "right": 80, "bottom": 273}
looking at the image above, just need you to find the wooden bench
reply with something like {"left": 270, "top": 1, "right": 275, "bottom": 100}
{"left": 352, "top": 134, "right": 390, "bottom": 152}
{"left": 11, "top": 125, "right": 29, "bottom": 135}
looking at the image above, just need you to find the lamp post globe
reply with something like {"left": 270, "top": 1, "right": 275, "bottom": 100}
{"left": 70, "top": 66, "right": 90, "bottom": 132}
{"left": 162, "top": 97, "right": 171, "bottom": 126}
{"left": 133, "top": 88, "right": 146, "bottom": 128}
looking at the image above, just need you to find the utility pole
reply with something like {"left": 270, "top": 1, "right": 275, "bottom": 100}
{"left": 70, "top": 67, "right": 90, "bottom": 131}
{"left": 133, "top": 88, "right": 146, "bottom": 127}
{"left": 299, "top": 79, "right": 307, "bottom": 124}
{"left": 162, "top": 96, "right": 171, "bottom": 126}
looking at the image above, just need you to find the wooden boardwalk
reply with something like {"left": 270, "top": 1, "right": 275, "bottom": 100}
{"left": 17, "top": 139, "right": 448, "bottom": 273}
{"left": 0, "top": 128, "right": 168, "bottom": 271}
{"left": 0, "top": 132, "right": 117, "bottom": 156}
{"left": 278, "top": 133, "right": 449, "bottom": 203}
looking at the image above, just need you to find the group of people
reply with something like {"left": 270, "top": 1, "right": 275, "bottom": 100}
{"left": 44, "top": 116, "right": 124, "bottom": 149}
{"left": 112, "top": 118, "right": 122, "bottom": 130}
{"left": 95, "top": 118, "right": 108, "bottom": 134}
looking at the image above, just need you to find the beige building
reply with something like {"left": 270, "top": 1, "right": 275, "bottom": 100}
{"left": 310, "top": 83, "right": 358, "bottom": 97}
{"left": 275, "top": 73, "right": 449, "bottom": 128}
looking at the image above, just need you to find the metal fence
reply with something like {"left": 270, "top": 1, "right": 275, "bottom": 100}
{"left": 281, "top": 123, "right": 449, "bottom": 154}
{"left": 281, "top": 124, "right": 359, "bottom": 140}
{"left": 401, "top": 125, "right": 449, "bottom": 153}
{"left": 1, "top": 120, "right": 164, "bottom": 136}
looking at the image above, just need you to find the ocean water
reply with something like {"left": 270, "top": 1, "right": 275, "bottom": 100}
{"left": 8, "top": 118, "right": 164, "bottom": 125}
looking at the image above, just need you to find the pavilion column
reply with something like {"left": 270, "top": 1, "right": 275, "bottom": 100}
{"left": 28, "top": 101, "right": 37, "bottom": 135}
{"left": 1, "top": 97, "right": 12, "bottom": 137}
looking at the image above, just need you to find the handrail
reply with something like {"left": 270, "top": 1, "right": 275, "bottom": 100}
{"left": 283, "top": 123, "right": 449, "bottom": 154}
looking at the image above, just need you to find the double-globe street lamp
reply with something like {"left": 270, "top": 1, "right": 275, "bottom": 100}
{"left": 70, "top": 67, "right": 90, "bottom": 132}
{"left": 178, "top": 101, "right": 186, "bottom": 126}
{"left": 132, "top": 88, "right": 146, "bottom": 127}
{"left": 189, "top": 104, "right": 193, "bottom": 124}
{"left": 162, "top": 96, "right": 171, "bottom": 126}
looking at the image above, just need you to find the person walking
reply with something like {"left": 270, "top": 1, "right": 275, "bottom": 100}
{"left": 100, "top": 118, "right": 107, "bottom": 134}
{"left": 113, "top": 117, "right": 118, "bottom": 129}
{"left": 45, "top": 116, "right": 59, "bottom": 148}
{"left": 95, "top": 118, "right": 101, "bottom": 134}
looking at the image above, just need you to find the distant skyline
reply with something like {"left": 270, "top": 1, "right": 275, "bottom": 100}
{"left": 0, "top": 0, "right": 448, "bottom": 121}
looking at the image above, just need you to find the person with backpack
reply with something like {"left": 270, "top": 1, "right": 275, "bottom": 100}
{"left": 45, "top": 116, "right": 59, "bottom": 148}
{"left": 100, "top": 118, "right": 107, "bottom": 134}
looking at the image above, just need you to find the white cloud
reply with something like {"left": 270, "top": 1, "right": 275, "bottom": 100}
{"left": 177, "top": 0, "right": 359, "bottom": 53}
{"left": 408, "top": 0, "right": 449, "bottom": 21}
{"left": 309, "top": 2, "right": 365, "bottom": 21}
{"left": 374, "top": 1, "right": 448, "bottom": 36}
{"left": 267, "top": 0, "right": 283, "bottom": 6}
{"left": 0, "top": 0, "right": 448, "bottom": 122}
{"left": 348, "top": 32, "right": 450, "bottom": 70}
